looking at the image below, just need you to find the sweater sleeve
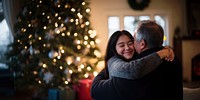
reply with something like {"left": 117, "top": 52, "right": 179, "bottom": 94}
{"left": 107, "top": 52, "right": 163, "bottom": 80}
{"left": 91, "top": 68, "right": 121, "bottom": 100}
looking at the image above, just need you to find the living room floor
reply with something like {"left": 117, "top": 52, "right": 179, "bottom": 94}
{"left": 0, "top": 81, "right": 200, "bottom": 100}
{"left": 183, "top": 80, "right": 200, "bottom": 100}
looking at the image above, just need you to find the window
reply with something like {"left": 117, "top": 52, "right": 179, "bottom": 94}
{"left": 108, "top": 16, "right": 120, "bottom": 38}
{"left": 0, "top": 1, "right": 11, "bottom": 61}
{"left": 108, "top": 15, "right": 168, "bottom": 46}
{"left": 124, "top": 16, "right": 150, "bottom": 34}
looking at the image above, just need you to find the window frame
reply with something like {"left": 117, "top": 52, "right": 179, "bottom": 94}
{"left": 107, "top": 10, "right": 172, "bottom": 46}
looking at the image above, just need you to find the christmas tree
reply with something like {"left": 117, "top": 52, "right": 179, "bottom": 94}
{"left": 6, "top": 0, "right": 102, "bottom": 94}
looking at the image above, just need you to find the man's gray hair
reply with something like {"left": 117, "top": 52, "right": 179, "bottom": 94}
{"left": 135, "top": 20, "right": 164, "bottom": 48}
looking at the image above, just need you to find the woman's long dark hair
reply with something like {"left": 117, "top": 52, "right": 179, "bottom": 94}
{"left": 104, "top": 30, "right": 134, "bottom": 78}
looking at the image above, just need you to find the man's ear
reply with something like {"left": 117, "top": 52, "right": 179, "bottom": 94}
{"left": 139, "top": 39, "right": 146, "bottom": 50}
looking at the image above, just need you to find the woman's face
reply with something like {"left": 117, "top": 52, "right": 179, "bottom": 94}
{"left": 115, "top": 35, "right": 135, "bottom": 60}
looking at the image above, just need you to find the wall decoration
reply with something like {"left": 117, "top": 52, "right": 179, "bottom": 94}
{"left": 127, "top": 0, "right": 150, "bottom": 11}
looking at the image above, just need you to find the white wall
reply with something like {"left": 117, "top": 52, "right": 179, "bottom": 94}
{"left": 90, "top": 0, "right": 185, "bottom": 56}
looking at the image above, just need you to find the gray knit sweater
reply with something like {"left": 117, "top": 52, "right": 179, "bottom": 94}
{"left": 107, "top": 52, "right": 162, "bottom": 80}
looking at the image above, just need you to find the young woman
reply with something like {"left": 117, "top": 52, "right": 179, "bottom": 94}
{"left": 104, "top": 30, "right": 174, "bottom": 79}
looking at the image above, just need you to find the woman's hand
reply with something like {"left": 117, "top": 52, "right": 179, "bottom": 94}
{"left": 164, "top": 46, "right": 174, "bottom": 61}
{"left": 156, "top": 46, "right": 175, "bottom": 62}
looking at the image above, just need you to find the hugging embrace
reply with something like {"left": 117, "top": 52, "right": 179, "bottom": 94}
{"left": 91, "top": 20, "right": 183, "bottom": 100}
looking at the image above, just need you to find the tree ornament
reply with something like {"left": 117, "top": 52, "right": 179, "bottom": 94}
{"left": 64, "top": 17, "right": 69, "bottom": 23}
{"left": 54, "top": 0, "right": 60, "bottom": 6}
{"left": 29, "top": 46, "right": 34, "bottom": 55}
{"left": 22, "top": 7, "right": 28, "bottom": 16}
{"left": 34, "top": 49, "right": 40, "bottom": 54}
{"left": 45, "top": 30, "right": 55, "bottom": 40}
{"left": 21, "top": 49, "right": 27, "bottom": 55}
{"left": 127, "top": 0, "right": 150, "bottom": 11}
{"left": 65, "top": 56, "right": 74, "bottom": 65}
{"left": 83, "top": 48, "right": 90, "bottom": 55}
{"left": 48, "top": 50, "right": 58, "bottom": 59}
{"left": 43, "top": 71, "right": 54, "bottom": 84}
{"left": 64, "top": 68, "right": 68, "bottom": 76}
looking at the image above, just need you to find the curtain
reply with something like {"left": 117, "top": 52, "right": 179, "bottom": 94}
{"left": 2, "top": 0, "right": 21, "bottom": 44}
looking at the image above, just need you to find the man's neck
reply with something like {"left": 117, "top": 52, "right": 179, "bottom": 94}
{"left": 137, "top": 47, "right": 162, "bottom": 59}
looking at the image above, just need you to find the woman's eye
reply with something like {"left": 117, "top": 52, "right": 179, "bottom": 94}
{"left": 128, "top": 42, "right": 133, "bottom": 45}
{"left": 118, "top": 44, "right": 125, "bottom": 47}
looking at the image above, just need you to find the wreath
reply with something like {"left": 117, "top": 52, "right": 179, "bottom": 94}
{"left": 127, "top": 0, "right": 151, "bottom": 11}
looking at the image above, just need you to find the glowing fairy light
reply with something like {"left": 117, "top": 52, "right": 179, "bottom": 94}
{"left": 65, "top": 81, "right": 68, "bottom": 84}
{"left": 47, "top": 16, "right": 50, "bottom": 19}
{"left": 24, "top": 46, "right": 27, "bottom": 49}
{"left": 80, "top": 64, "right": 85, "bottom": 69}
{"left": 74, "top": 33, "right": 78, "bottom": 36}
{"left": 88, "top": 30, "right": 93, "bottom": 34}
{"left": 82, "top": 2, "right": 85, "bottom": 5}
{"left": 28, "top": 24, "right": 31, "bottom": 27}
{"left": 84, "top": 73, "right": 89, "bottom": 78}
{"left": 55, "top": 22, "right": 58, "bottom": 27}
{"left": 38, "top": 80, "right": 41, "bottom": 84}
{"left": 89, "top": 30, "right": 97, "bottom": 38}
{"left": 94, "top": 50, "right": 101, "bottom": 57}
{"left": 21, "top": 28, "right": 26, "bottom": 32}
{"left": 78, "top": 67, "right": 82, "bottom": 72}
{"left": 43, "top": 64, "right": 47, "bottom": 68}
{"left": 65, "top": 4, "right": 69, "bottom": 8}
{"left": 87, "top": 44, "right": 91, "bottom": 48}
{"left": 71, "top": 8, "right": 76, "bottom": 12}
{"left": 55, "top": 13, "right": 58, "bottom": 17}
{"left": 61, "top": 50, "right": 64, "bottom": 53}
{"left": 81, "top": 24, "right": 85, "bottom": 28}
{"left": 77, "top": 13, "right": 83, "bottom": 18}
{"left": 86, "top": 8, "right": 90, "bottom": 13}
{"left": 69, "top": 70, "right": 73, "bottom": 74}
{"left": 57, "top": 56, "right": 61, "bottom": 59}
{"left": 33, "top": 71, "right": 38, "bottom": 75}
{"left": 53, "top": 59, "right": 56, "bottom": 62}
{"left": 84, "top": 36, "right": 88, "bottom": 40}
{"left": 43, "top": 44, "right": 46, "bottom": 47}
{"left": 66, "top": 56, "right": 73, "bottom": 65}
{"left": 90, "top": 41, "right": 95, "bottom": 45}
{"left": 84, "top": 41, "right": 88, "bottom": 45}
{"left": 58, "top": 16, "right": 61, "bottom": 20}
{"left": 59, "top": 66, "right": 63, "bottom": 70}
{"left": 76, "top": 57, "right": 81, "bottom": 61}
{"left": 85, "top": 21, "right": 89, "bottom": 25}
{"left": 28, "top": 34, "right": 32, "bottom": 39}
{"left": 38, "top": 37, "right": 42, "bottom": 40}
{"left": 93, "top": 71, "right": 98, "bottom": 77}
{"left": 77, "top": 40, "right": 81, "bottom": 44}
{"left": 70, "top": 19, "right": 74, "bottom": 22}
{"left": 95, "top": 39, "right": 101, "bottom": 44}
{"left": 61, "top": 33, "right": 65, "bottom": 36}
{"left": 77, "top": 45, "right": 81, "bottom": 49}
{"left": 87, "top": 66, "right": 91, "bottom": 71}
{"left": 43, "top": 26, "right": 47, "bottom": 29}
{"left": 67, "top": 32, "right": 70, "bottom": 36}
